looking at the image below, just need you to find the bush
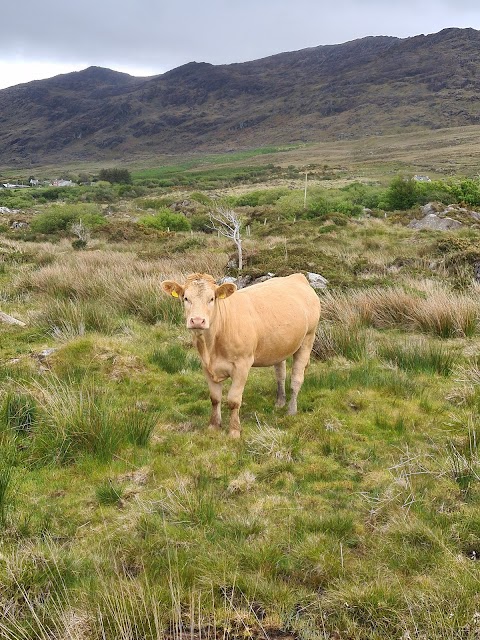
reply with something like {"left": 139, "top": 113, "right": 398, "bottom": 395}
{"left": 447, "top": 179, "right": 480, "bottom": 207}
{"left": 30, "top": 204, "right": 104, "bottom": 234}
{"left": 138, "top": 211, "right": 191, "bottom": 232}
{"left": 190, "top": 214, "right": 215, "bottom": 233}
{"left": 98, "top": 168, "right": 132, "bottom": 184}
{"left": 135, "top": 197, "right": 176, "bottom": 211}
{"left": 385, "top": 176, "right": 417, "bottom": 210}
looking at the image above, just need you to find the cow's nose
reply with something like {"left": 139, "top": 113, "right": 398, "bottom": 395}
{"left": 189, "top": 316, "right": 206, "bottom": 329}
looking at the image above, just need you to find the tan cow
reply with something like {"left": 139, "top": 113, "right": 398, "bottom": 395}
{"left": 161, "top": 273, "right": 320, "bottom": 438}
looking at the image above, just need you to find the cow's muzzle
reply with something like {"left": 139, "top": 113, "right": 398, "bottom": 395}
{"left": 188, "top": 316, "right": 208, "bottom": 330}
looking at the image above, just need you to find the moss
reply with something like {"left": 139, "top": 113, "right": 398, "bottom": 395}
{"left": 240, "top": 243, "right": 352, "bottom": 284}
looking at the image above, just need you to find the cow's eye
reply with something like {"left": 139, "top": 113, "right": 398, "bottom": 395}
{"left": 184, "top": 297, "right": 189, "bottom": 303}
{"left": 209, "top": 297, "right": 214, "bottom": 303}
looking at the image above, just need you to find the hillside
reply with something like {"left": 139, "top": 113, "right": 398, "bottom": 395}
{"left": 2, "top": 27, "right": 480, "bottom": 166}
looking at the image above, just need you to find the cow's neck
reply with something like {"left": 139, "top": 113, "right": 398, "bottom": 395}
{"left": 191, "top": 309, "right": 222, "bottom": 377}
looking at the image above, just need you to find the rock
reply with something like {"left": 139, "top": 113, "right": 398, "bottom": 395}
{"left": 252, "top": 272, "right": 276, "bottom": 285}
{"left": 421, "top": 202, "right": 440, "bottom": 215}
{"left": 217, "top": 275, "right": 252, "bottom": 289}
{"left": 408, "top": 214, "right": 463, "bottom": 231}
{"left": 236, "top": 276, "right": 253, "bottom": 289}
{"left": 307, "top": 272, "right": 328, "bottom": 289}
{"left": 10, "top": 221, "right": 29, "bottom": 229}
{"left": 474, "top": 262, "right": 480, "bottom": 283}
{"left": 36, "top": 348, "right": 57, "bottom": 360}
{"left": 0, "top": 311, "right": 26, "bottom": 326}
{"left": 217, "top": 276, "right": 237, "bottom": 285}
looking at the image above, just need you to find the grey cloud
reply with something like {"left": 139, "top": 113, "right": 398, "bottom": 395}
{"left": 2, "top": 0, "right": 480, "bottom": 73}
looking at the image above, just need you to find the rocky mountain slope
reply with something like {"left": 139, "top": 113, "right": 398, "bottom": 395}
{"left": 1, "top": 27, "right": 480, "bottom": 165}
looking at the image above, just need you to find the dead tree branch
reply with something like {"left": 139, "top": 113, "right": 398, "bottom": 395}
{"left": 208, "top": 208, "right": 243, "bottom": 270}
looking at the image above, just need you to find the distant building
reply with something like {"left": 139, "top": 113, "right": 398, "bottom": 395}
{"left": 51, "top": 179, "right": 75, "bottom": 187}
{"left": 1, "top": 183, "right": 30, "bottom": 189}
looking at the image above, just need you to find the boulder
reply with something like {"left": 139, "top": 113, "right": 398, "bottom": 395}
{"left": 307, "top": 272, "right": 328, "bottom": 289}
{"left": 408, "top": 214, "right": 463, "bottom": 231}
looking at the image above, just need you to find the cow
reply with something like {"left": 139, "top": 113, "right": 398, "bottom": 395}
{"left": 161, "top": 273, "right": 321, "bottom": 438}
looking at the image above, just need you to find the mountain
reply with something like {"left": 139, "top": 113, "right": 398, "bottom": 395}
{"left": 1, "top": 28, "right": 480, "bottom": 166}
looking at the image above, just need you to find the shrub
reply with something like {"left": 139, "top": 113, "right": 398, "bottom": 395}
{"left": 30, "top": 204, "right": 104, "bottom": 234}
{"left": 138, "top": 211, "right": 191, "bottom": 232}
{"left": 135, "top": 197, "right": 176, "bottom": 211}
{"left": 98, "top": 168, "right": 132, "bottom": 184}
{"left": 385, "top": 175, "right": 417, "bottom": 210}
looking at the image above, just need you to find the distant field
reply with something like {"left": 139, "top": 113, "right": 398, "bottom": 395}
{"left": 4, "top": 125, "right": 480, "bottom": 182}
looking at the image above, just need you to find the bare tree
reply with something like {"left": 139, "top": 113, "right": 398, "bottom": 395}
{"left": 71, "top": 219, "right": 91, "bottom": 246}
{"left": 208, "top": 207, "right": 243, "bottom": 270}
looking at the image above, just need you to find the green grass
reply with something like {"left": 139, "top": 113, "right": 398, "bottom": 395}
{"left": 1, "top": 174, "right": 480, "bottom": 639}
{"left": 377, "top": 336, "right": 458, "bottom": 375}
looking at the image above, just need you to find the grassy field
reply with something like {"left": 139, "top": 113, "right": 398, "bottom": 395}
{"left": 1, "top": 148, "right": 480, "bottom": 639}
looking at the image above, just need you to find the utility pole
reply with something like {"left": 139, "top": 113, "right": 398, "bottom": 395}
{"left": 303, "top": 172, "right": 308, "bottom": 209}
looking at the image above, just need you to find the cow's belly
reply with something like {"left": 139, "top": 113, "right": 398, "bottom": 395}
{"left": 252, "top": 333, "right": 306, "bottom": 367}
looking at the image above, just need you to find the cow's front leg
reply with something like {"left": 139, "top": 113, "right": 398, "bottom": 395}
{"left": 227, "top": 360, "right": 253, "bottom": 438}
{"left": 205, "top": 371, "right": 223, "bottom": 431}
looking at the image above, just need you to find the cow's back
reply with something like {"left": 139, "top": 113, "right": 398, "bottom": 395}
{"left": 219, "top": 274, "right": 320, "bottom": 366}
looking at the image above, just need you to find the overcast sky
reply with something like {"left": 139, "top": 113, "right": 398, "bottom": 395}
{"left": 1, "top": 0, "right": 480, "bottom": 90}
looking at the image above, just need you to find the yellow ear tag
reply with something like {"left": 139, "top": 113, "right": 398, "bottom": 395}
{"left": 218, "top": 293, "right": 226, "bottom": 299}
{"left": 171, "top": 291, "right": 179, "bottom": 298}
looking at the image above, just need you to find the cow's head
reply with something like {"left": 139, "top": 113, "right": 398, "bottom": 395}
{"left": 161, "top": 273, "right": 236, "bottom": 330}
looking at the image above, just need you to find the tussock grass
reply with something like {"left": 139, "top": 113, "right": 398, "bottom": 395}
{"left": 314, "top": 323, "right": 370, "bottom": 361}
{"left": 448, "top": 363, "right": 480, "bottom": 405}
{"left": 96, "top": 481, "right": 125, "bottom": 506}
{"left": 377, "top": 336, "right": 458, "bottom": 375}
{"left": 34, "top": 298, "right": 126, "bottom": 338}
{"left": 448, "top": 423, "right": 480, "bottom": 497}
{"left": 16, "top": 250, "right": 227, "bottom": 327}
{"left": 16, "top": 378, "right": 157, "bottom": 464}
{"left": 28, "top": 379, "right": 124, "bottom": 464}
{"left": 304, "top": 362, "right": 418, "bottom": 398}
{"left": 246, "top": 418, "right": 301, "bottom": 461}
{"left": 322, "top": 281, "right": 480, "bottom": 337}
{"left": 0, "top": 391, "right": 36, "bottom": 434}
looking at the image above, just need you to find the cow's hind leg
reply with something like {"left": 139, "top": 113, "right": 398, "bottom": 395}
{"left": 287, "top": 331, "right": 315, "bottom": 416}
{"left": 205, "top": 373, "right": 223, "bottom": 431}
{"left": 274, "top": 361, "right": 286, "bottom": 408}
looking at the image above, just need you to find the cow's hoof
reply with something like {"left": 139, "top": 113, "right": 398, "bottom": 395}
{"left": 275, "top": 400, "right": 286, "bottom": 409}
{"left": 208, "top": 424, "right": 222, "bottom": 432}
{"left": 229, "top": 429, "right": 241, "bottom": 439}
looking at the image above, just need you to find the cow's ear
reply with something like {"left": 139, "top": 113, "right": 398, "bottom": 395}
{"left": 216, "top": 283, "right": 237, "bottom": 299}
{"left": 161, "top": 280, "right": 184, "bottom": 299}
